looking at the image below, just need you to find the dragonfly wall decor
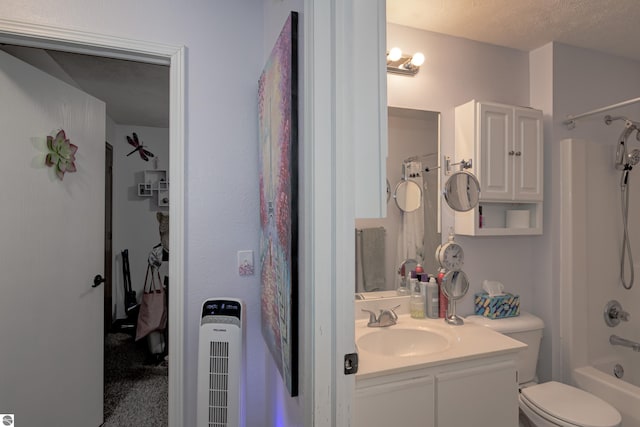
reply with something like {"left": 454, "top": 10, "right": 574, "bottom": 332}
{"left": 126, "top": 132, "right": 155, "bottom": 161}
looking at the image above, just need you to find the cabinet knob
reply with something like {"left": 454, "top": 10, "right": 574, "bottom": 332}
{"left": 508, "top": 150, "right": 515, "bottom": 156}
{"left": 515, "top": 151, "right": 522, "bottom": 156}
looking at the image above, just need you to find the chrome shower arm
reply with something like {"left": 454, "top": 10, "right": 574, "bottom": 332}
{"left": 605, "top": 115, "right": 640, "bottom": 128}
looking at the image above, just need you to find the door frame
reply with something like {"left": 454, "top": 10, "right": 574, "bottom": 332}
{"left": 0, "top": 19, "right": 186, "bottom": 426}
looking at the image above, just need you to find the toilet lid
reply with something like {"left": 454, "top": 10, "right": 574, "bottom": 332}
{"left": 521, "top": 382, "right": 621, "bottom": 427}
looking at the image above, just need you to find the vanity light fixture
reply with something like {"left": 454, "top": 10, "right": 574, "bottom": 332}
{"left": 387, "top": 47, "right": 425, "bottom": 76}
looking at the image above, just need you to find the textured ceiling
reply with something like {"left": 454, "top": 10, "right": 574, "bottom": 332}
{"left": 387, "top": 0, "right": 640, "bottom": 61}
{"left": 47, "top": 51, "right": 169, "bottom": 128}
{"left": 0, "top": 45, "right": 169, "bottom": 128}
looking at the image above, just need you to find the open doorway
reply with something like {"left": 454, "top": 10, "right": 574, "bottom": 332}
{"left": 0, "top": 30, "right": 183, "bottom": 425}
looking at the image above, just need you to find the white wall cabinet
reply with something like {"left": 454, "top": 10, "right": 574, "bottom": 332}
{"left": 353, "top": 357, "right": 518, "bottom": 427}
{"left": 454, "top": 100, "right": 543, "bottom": 235}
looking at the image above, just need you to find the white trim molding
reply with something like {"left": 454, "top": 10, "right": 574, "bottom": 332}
{"left": 0, "top": 18, "right": 186, "bottom": 427}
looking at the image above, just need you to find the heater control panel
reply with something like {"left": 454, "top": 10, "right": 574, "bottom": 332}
{"left": 201, "top": 299, "right": 242, "bottom": 322}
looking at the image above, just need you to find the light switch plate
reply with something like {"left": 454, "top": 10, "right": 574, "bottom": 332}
{"left": 237, "top": 250, "right": 254, "bottom": 276}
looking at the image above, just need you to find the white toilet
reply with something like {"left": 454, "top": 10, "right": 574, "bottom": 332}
{"left": 466, "top": 312, "right": 622, "bottom": 427}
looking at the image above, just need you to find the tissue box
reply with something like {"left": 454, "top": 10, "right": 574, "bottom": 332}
{"left": 474, "top": 292, "right": 520, "bottom": 319}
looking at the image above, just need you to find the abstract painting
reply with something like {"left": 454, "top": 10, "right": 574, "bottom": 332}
{"left": 258, "top": 11, "right": 299, "bottom": 397}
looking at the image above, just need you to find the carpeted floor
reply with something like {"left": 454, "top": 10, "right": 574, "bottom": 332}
{"left": 103, "top": 332, "right": 167, "bottom": 427}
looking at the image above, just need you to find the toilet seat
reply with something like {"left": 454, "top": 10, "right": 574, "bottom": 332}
{"left": 520, "top": 381, "right": 621, "bottom": 427}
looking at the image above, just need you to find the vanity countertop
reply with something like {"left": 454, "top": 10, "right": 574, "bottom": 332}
{"left": 355, "top": 314, "right": 527, "bottom": 380}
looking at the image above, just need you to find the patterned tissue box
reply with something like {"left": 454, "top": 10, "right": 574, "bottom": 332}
{"left": 474, "top": 292, "right": 520, "bottom": 319}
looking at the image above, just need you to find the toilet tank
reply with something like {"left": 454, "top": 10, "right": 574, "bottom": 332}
{"left": 466, "top": 311, "right": 544, "bottom": 384}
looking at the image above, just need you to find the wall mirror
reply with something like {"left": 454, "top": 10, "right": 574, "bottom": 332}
{"left": 355, "top": 107, "right": 440, "bottom": 295}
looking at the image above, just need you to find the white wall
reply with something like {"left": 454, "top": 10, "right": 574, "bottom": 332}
{"left": 387, "top": 24, "right": 539, "bottom": 319}
{"left": 0, "top": 1, "right": 275, "bottom": 426}
{"left": 112, "top": 124, "right": 169, "bottom": 319}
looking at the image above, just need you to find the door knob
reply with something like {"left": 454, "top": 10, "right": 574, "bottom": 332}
{"left": 92, "top": 274, "right": 105, "bottom": 288}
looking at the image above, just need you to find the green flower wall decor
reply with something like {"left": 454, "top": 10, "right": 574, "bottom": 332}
{"left": 45, "top": 129, "right": 77, "bottom": 180}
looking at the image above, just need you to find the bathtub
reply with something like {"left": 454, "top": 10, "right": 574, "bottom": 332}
{"left": 574, "top": 359, "right": 640, "bottom": 426}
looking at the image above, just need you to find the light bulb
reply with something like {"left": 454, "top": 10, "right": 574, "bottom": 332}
{"left": 387, "top": 47, "right": 402, "bottom": 62}
{"left": 410, "top": 52, "right": 425, "bottom": 67}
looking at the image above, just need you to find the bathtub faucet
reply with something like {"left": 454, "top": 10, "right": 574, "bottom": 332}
{"left": 610, "top": 334, "right": 640, "bottom": 352}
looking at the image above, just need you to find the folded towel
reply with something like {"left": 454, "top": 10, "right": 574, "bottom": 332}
{"left": 355, "top": 227, "right": 386, "bottom": 292}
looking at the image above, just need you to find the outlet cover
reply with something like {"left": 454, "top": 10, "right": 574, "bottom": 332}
{"left": 237, "top": 250, "right": 254, "bottom": 276}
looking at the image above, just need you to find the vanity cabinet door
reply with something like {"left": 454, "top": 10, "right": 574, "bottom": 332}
{"left": 435, "top": 360, "right": 518, "bottom": 427}
{"left": 353, "top": 374, "right": 435, "bottom": 427}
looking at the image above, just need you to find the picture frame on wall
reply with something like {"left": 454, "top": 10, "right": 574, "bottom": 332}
{"left": 258, "top": 11, "right": 299, "bottom": 397}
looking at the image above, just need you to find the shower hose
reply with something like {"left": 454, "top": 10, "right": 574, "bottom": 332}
{"left": 621, "top": 180, "right": 634, "bottom": 290}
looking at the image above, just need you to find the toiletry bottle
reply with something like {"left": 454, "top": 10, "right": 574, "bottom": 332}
{"left": 396, "top": 272, "right": 410, "bottom": 295}
{"left": 415, "top": 263, "right": 425, "bottom": 282}
{"left": 420, "top": 276, "right": 429, "bottom": 316}
{"left": 396, "top": 262, "right": 410, "bottom": 295}
{"left": 410, "top": 276, "right": 425, "bottom": 318}
{"left": 437, "top": 268, "right": 448, "bottom": 318}
{"left": 426, "top": 276, "right": 439, "bottom": 318}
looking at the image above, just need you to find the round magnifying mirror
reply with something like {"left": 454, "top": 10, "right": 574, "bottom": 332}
{"left": 441, "top": 270, "right": 470, "bottom": 301}
{"left": 443, "top": 171, "right": 480, "bottom": 212}
{"left": 394, "top": 180, "right": 422, "bottom": 212}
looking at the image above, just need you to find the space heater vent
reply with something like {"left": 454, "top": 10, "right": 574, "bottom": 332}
{"left": 198, "top": 299, "right": 244, "bottom": 427}
{"left": 208, "top": 341, "right": 229, "bottom": 426}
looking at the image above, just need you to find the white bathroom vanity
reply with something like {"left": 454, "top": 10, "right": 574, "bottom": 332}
{"left": 353, "top": 313, "right": 526, "bottom": 427}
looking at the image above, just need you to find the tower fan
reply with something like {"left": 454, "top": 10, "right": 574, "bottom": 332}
{"left": 197, "top": 298, "right": 245, "bottom": 427}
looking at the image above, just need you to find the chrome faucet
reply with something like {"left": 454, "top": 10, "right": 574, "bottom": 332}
{"left": 361, "top": 305, "right": 400, "bottom": 327}
{"left": 610, "top": 335, "right": 640, "bottom": 352}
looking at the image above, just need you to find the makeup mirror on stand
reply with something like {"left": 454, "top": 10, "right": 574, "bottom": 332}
{"left": 441, "top": 269, "right": 470, "bottom": 325}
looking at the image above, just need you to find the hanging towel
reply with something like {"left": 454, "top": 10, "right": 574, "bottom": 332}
{"left": 355, "top": 227, "right": 386, "bottom": 292}
{"left": 395, "top": 161, "right": 425, "bottom": 289}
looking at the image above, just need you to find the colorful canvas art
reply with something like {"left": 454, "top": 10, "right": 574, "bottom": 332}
{"left": 258, "top": 11, "right": 299, "bottom": 397}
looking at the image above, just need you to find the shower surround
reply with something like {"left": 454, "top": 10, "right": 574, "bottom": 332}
{"left": 561, "top": 138, "right": 640, "bottom": 426}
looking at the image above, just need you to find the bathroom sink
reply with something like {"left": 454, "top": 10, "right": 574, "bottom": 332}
{"left": 357, "top": 327, "right": 450, "bottom": 357}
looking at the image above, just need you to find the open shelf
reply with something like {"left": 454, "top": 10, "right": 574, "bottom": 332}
{"left": 137, "top": 169, "right": 169, "bottom": 207}
{"left": 455, "top": 201, "right": 542, "bottom": 236}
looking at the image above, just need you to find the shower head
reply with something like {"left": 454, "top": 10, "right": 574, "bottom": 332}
{"left": 616, "top": 123, "right": 638, "bottom": 169}
{"left": 629, "top": 149, "right": 640, "bottom": 167}
{"left": 621, "top": 149, "right": 640, "bottom": 189}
